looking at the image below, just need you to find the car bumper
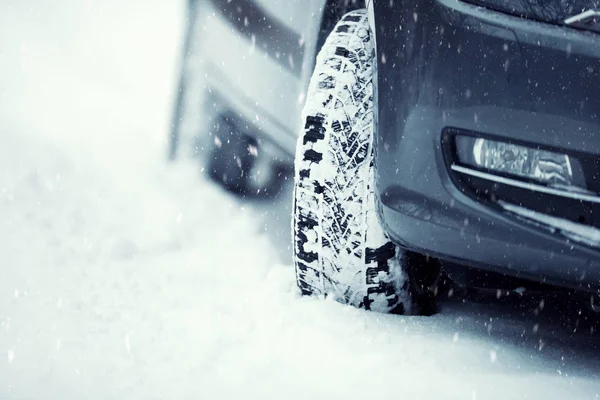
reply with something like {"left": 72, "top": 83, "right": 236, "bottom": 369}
{"left": 185, "top": 0, "right": 326, "bottom": 155}
{"left": 373, "top": 0, "right": 600, "bottom": 291}
{"left": 381, "top": 178, "right": 600, "bottom": 292}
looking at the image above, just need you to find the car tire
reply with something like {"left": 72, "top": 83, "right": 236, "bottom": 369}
{"left": 292, "top": 9, "right": 439, "bottom": 315}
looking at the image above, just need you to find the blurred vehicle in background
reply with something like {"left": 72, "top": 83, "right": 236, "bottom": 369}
{"left": 170, "top": 0, "right": 600, "bottom": 316}
{"left": 169, "top": 0, "right": 353, "bottom": 196}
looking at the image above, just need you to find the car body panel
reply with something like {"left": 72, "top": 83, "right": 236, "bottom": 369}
{"left": 460, "top": 0, "right": 600, "bottom": 26}
{"left": 189, "top": 0, "right": 326, "bottom": 153}
{"left": 372, "top": 0, "right": 600, "bottom": 290}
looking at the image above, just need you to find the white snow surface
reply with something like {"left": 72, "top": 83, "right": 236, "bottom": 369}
{"left": 1, "top": 1, "right": 600, "bottom": 399}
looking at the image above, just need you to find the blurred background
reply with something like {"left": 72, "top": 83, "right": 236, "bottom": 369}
{"left": 1, "top": 1, "right": 600, "bottom": 399}
{"left": 0, "top": 0, "right": 179, "bottom": 151}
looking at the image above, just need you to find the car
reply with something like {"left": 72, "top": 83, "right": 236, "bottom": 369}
{"left": 170, "top": 0, "right": 600, "bottom": 315}
{"left": 169, "top": 0, "right": 337, "bottom": 195}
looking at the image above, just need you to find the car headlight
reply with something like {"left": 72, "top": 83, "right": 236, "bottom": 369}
{"left": 454, "top": 135, "right": 587, "bottom": 190}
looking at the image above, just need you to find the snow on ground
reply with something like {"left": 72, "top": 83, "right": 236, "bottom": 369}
{"left": 1, "top": 1, "right": 600, "bottom": 399}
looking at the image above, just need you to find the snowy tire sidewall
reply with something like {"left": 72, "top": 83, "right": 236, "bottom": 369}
{"left": 292, "top": 10, "right": 412, "bottom": 314}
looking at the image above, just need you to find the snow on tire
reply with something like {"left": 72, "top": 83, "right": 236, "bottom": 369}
{"left": 292, "top": 9, "right": 412, "bottom": 314}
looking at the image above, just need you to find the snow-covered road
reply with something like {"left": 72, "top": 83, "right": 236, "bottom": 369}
{"left": 1, "top": 1, "right": 599, "bottom": 399}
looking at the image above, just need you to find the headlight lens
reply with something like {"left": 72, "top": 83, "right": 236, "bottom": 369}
{"left": 455, "top": 135, "right": 586, "bottom": 189}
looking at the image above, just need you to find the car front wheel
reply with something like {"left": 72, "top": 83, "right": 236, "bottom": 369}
{"left": 292, "top": 9, "right": 440, "bottom": 315}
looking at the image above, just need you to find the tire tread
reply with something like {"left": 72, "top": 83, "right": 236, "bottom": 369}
{"left": 292, "top": 9, "right": 412, "bottom": 313}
